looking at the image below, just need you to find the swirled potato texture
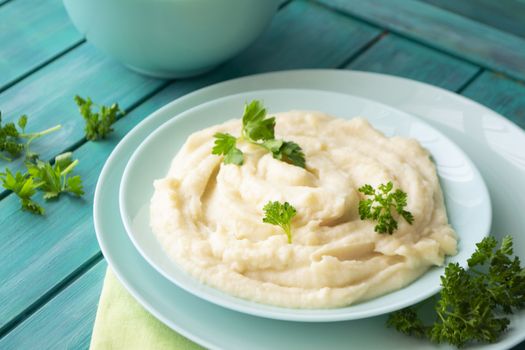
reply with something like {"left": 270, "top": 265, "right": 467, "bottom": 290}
{"left": 150, "top": 112, "right": 457, "bottom": 308}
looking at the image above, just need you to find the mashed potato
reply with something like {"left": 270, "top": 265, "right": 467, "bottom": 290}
{"left": 150, "top": 111, "right": 457, "bottom": 308}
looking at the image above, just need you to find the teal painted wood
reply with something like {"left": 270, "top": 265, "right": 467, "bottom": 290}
{"left": 0, "top": 0, "right": 382, "bottom": 333}
{"left": 0, "top": 260, "right": 107, "bottom": 350}
{"left": 0, "top": 89, "right": 172, "bottom": 332}
{"left": 419, "top": 0, "right": 525, "bottom": 39}
{"left": 212, "top": 0, "right": 381, "bottom": 77}
{"left": 0, "top": 0, "right": 379, "bottom": 176}
{"left": 0, "top": 0, "right": 378, "bottom": 175}
{"left": 316, "top": 0, "right": 525, "bottom": 82}
{"left": 0, "top": 0, "right": 83, "bottom": 91}
{"left": 346, "top": 34, "right": 480, "bottom": 91}
{"left": 0, "top": 43, "right": 165, "bottom": 175}
{"left": 0, "top": 79, "right": 218, "bottom": 333}
{"left": 461, "top": 71, "right": 525, "bottom": 130}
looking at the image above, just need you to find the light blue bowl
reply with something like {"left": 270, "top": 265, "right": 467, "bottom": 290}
{"left": 63, "top": 0, "right": 280, "bottom": 78}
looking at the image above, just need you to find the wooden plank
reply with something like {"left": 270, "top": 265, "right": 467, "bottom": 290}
{"left": 462, "top": 71, "right": 525, "bottom": 130}
{"left": 0, "top": 43, "right": 165, "bottom": 174}
{"left": 0, "top": 0, "right": 382, "bottom": 331}
{"left": 316, "top": 0, "right": 525, "bottom": 82}
{"left": 0, "top": 260, "right": 106, "bottom": 350}
{"left": 0, "top": 0, "right": 379, "bottom": 175}
{"left": 0, "top": 87, "right": 175, "bottom": 331}
{"left": 347, "top": 34, "right": 480, "bottom": 91}
{"left": 0, "top": 0, "right": 83, "bottom": 90}
{"left": 213, "top": 0, "right": 381, "bottom": 77}
{"left": 419, "top": 0, "right": 525, "bottom": 39}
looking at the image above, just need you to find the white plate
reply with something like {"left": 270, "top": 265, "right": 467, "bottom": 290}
{"left": 119, "top": 88, "right": 490, "bottom": 322}
{"left": 94, "top": 70, "right": 525, "bottom": 349}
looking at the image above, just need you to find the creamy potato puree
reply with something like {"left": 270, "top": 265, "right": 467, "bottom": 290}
{"left": 150, "top": 112, "right": 457, "bottom": 308}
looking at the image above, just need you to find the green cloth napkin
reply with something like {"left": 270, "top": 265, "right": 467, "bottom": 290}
{"left": 90, "top": 268, "right": 204, "bottom": 350}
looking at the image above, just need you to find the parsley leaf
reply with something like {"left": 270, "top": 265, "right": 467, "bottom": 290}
{"left": 469, "top": 236, "right": 525, "bottom": 313}
{"left": 387, "top": 235, "right": 525, "bottom": 348}
{"left": 1, "top": 152, "right": 84, "bottom": 214}
{"left": 212, "top": 133, "right": 244, "bottom": 165}
{"left": 264, "top": 140, "right": 306, "bottom": 169}
{"left": 0, "top": 113, "right": 23, "bottom": 161}
{"left": 17, "top": 115, "right": 27, "bottom": 132}
{"left": 468, "top": 236, "right": 498, "bottom": 266}
{"left": 358, "top": 181, "right": 414, "bottom": 234}
{"left": 262, "top": 201, "right": 297, "bottom": 243}
{"left": 75, "top": 95, "right": 123, "bottom": 141}
{"left": 0, "top": 112, "right": 60, "bottom": 161}
{"left": 212, "top": 100, "right": 306, "bottom": 168}
{"left": 0, "top": 168, "right": 44, "bottom": 215}
{"left": 26, "top": 152, "right": 84, "bottom": 199}
{"left": 241, "top": 100, "right": 275, "bottom": 142}
{"left": 65, "top": 175, "right": 84, "bottom": 197}
{"left": 386, "top": 307, "right": 428, "bottom": 338}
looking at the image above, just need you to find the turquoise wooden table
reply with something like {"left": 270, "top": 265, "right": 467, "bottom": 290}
{"left": 1, "top": 0, "right": 525, "bottom": 348}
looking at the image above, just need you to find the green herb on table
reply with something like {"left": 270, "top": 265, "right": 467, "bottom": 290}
{"left": 0, "top": 112, "right": 61, "bottom": 162}
{"left": 211, "top": 100, "right": 305, "bottom": 168}
{"left": 262, "top": 201, "right": 297, "bottom": 243}
{"left": 26, "top": 152, "right": 84, "bottom": 199}
{"left": 358, "top": 181, "right": 414, "bottom": 234}
{"left": 75, "top": 95, "right": 123, "bottom": 141}
{"left": 387, "top": 235, "right": 525, "bottom": 348}
{"left": 0, "top": 152, "right": 84, "bottom": 215}
{"left": 0, "top": 168, "right": 44, "bottom": 214}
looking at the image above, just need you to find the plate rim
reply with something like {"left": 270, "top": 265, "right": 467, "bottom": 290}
{"left": 118, "top": 87, "right": 491, "bottom": 322}
{"left": 94, "top": 69, "right": 525, "bottom": 350}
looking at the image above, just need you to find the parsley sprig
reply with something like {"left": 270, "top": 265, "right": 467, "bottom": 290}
{"left": 387, "top": 235, "right": 525, "bottom": 348}
{"left": 75, "top": 95, "right": 123, "bottom": 141}
{"left": 211, "top": 101, "right": 305, "bottom": 168}
{"left": 0, "top": 95, "right": 118, "bottom": 215}
{"left": 27, "top": 152, "right": 84, "bottom": 199}
{"left": 358, "top": 181, "right": 414, "bottom": 234}
{"left": 0, "top": 152, "right": 84, "bottom": 215}
{"left": 0, "top": 168, "right": 44, "bottom": 214}
{"left": 262, "top": 201, "right": 297, "bottom": 243}
{"left": 0, "top": 112, "right": 61, "bottom": 161}
{"left": 212, "top": 133, "right": 243, "bottom": 165}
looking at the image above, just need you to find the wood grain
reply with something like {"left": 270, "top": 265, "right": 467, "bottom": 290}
{"left": 0, "top": 0, "right": 83, "bottom": 91}
{"left": 0, "top": 43, "right": 165, "bottom": 174}
{"left": 214, "top": 0, "right": 381, "bottom": 78}
{"left": 347, "top": 34, "right": 480, "bottom": 91}
{"left": 316, "top": 0, "right": 525, "bottom": 82}
{"left": 0, "top": 260, "right": 106, "bottom": 350}
{"left": 0, "top": 0, "right": 379, "bottom": 176}
{"left": 0, "top": 87, "right": 174, "bottom": 331}
{"left": 462, "top": 71, "right": 525, "bottom": 129}
{"left": 419, "top": 0, "right": 525, "bottom": 39}
{"left": 0, "top": 0, "right": 383, "bottom": 334}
